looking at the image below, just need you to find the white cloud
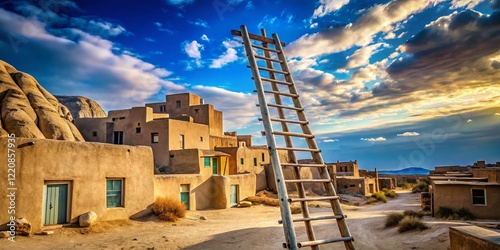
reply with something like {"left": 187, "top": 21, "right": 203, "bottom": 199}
{"left": 183, "top": 40, "right": 203, "bottom": 59}
{"left": 345, "top": 43, "right": 386, "bottom": 69}
{"left": 313, "top": 0, "right": 350, "bottom": 18}
{"left": 210, "top": 40, "right": 241, "bottom": 68}
{"left": 323, "top": 139, "right": 339, "bottom": 142}
{"left": 451, "top": 0, "right": 483, "bottom": 9}
{"left": 189, "top": 19, "right": 209, "bottom": 28}
{"left": 201, "top": 34, "right": 210, "bottom": 42}
{"left": 246, "top": 1, "right": 255, "bottom": 10}
{"left": 397, "top": 132, "right": 420, "bottom": 137}
{"left": 361, "top": 137, "right": 387, "bottom": 142}
{"left": 144, "top": 37, "right": 155, "bottom": 42}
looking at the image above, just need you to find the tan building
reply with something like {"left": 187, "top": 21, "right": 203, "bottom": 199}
{"left": 0, "top": 138, "right": 154, "bottom": 233}
{"left": 328, "top": 160, "right": 360, "bottom": 177}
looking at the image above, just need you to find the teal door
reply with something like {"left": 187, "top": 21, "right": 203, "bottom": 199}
{"left": 230, "top": 185, "right": 238, "bottom": 205}
{"left": 180, "top": 184, "right": 190, "bottom": 210}
{"left": 44, "top": 184, "right": 68, "bottom": 225}
{"left": 212, "top": 158, "right": 218, "bottom": 175}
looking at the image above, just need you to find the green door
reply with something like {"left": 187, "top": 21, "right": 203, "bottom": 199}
{"left": 230, "top": 185, "right": 238, "bottom": 205}
{"left": 180, "top": 184, "right": 190, "bottom": 210}
{"left": 212, "top": 158, "right": 218, "bottom": 175}
{"left": 44, "top": 184, "right": 68, "bottom": 225}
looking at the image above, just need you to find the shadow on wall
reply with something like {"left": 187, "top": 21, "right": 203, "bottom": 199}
{"left": 193, "top": 176, "right": 229, "bottom": 210}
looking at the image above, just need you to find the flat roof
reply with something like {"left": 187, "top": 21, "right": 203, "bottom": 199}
{"left": 434, "top": 181, "right": 500, "bottom": 186}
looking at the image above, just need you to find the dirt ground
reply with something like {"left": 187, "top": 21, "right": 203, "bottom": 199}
{"left": 1, "top": 191, "right": 475, "bottom": 250}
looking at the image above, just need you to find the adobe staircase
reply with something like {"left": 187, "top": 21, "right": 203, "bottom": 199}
{"left": 232, "top": 25, "right": 355, "bottom": 250}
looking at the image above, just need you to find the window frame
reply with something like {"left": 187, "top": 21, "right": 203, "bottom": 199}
{"left": 253, "top": 158, "right": 257, "bottom": 167}
{"left": 471, "top": 188, "right": 487, "bottom": 206}
{"left": 106, "top": 179, "right": 124, "bottom": 208}
{"left": 136, "top": 127, "right": 141, "bottom": 133}
{"left": 176, "top": 100, "right": 181, "bottom": 108}
{"left": 180, "top": 134, "right": 185, "bottom": 149}
{"left": 204, "top": 157, "right": 211, "bottom": 168}
{"left": 113, "top": 131, "right": 123, "bottom": 144}
{"left": 151, "top": 132, "right": 159, "bottom": 143}
{"left": 240, "top": 158, "right": 244, "bottom": 165}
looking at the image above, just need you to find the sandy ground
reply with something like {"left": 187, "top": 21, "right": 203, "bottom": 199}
{"left": 1, "top": 191, "right": 474, "bottom": 250}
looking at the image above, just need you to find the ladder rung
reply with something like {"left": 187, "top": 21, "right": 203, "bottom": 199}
{"left": 281, "top": 163, "right": 327, "bottom": 168}
{"left": 298, "top": 237, "right": 354, "bottom": 248}
{"left": 255, "top": 55, "right": 282, "bottom": 63}
{"left": 257, "top": 77, "right": 293, "bottom": 86}
{"left": 288, "top": 196, "right": 339, "bottom": 203}
{"left": 256, "top": 103, "right": 303, "bottom": 111}
{"left": 278, "top": 215, "right": 344, "bottom": 224}
{"left": 276, "top": 147, "right": 320, "bottom": 152}
{"left": 254, "top": 66, "right": 289, "bottom": 75}
{"left": 254, "top": 90, "right": 298, "bottom": 98}
{"left": 231, "top": 30, "right": 286, "bottom": 46}
{"left": 251, "top": 44, "right": 281, "bottom": 53}
{"left": 259, "top": 118, "right": 308, "bottom": 125}
{"left": 284, "top": 179, "right": 331, "bottom": 183}
{"left": 272, "top": 131, "right": 314, "bottom": 138}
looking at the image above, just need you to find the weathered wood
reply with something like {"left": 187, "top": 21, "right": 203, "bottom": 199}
{"left": 231, "top": 29, "right": 286, "bottom": 46}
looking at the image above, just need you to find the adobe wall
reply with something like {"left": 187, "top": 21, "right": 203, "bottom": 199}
{"left": 227, "top": 174, "right": 257, "bottom": 205}
{"left": 153, "top": 174, "right": 203, "bottom": 211}
{"left": 337, "top": 177, "right": 377, "bottom": 195}
{"left": 0, "top": 138, "right": 154, "bottom": 232}
{"left": 433, "top": 184, "right": 500, "bottom": 219}
{"left": 210, "top": 134, "right": 237, "bottom": 149}
{"left": 167, "top": 119, "right": 209, "bottom": 152}
{"left": 472, "top": 168, "right": 500, "bottom": 183}
{"left": 167, "top": 149, "right": 202, "bottom": 174}
{"left": 449, "top": 226, "right": 500, "bottom": 250}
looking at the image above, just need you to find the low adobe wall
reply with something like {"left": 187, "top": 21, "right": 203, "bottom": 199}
{"left": 449, "top": 226, "right": 500, "bottom": 250}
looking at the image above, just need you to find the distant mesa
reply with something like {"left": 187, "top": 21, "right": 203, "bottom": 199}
{"left": 55, "top": 95, "right": 106, "bottom": 119}
{"left": 378, "top": 167, "right": 430, "bottom": 175}
{"left": 0, "top": 60, "right": 84, "bottom": 141}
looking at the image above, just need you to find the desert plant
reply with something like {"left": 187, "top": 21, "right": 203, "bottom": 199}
{"left": 411, "top": 182, "right": 429, "bottom": 193}
{"left": 397, "top": 216, "right": 429, "bottom": 233}
{"left": 398, "top": 182, "right": 413, "bottom": 189}
{"left": 457, "top": 207, "right": 476, "bottom": 220}
{"left": 403, "top": 210, "right": 423, "bottom": 218}
{"left": 385, "top": 212, "right": 404, "bottom": 228}
{"left": 366, "top": 197, "right": 378, "bottom": 204}
{"left": 152, "top": 197, "right": 187, "bottom": 222}
{"left": 382, "top": 188, "right": 398, "bottom": 198}
{"left": 436, "top": 206, "right": 454, "bottom": 218}
{"left": 371, "top": 191, "right": 387, "bottom": 203}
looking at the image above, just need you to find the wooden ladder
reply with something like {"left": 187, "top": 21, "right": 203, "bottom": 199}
{"left": 232, "top": 25, "right": 355, "bottom": 250}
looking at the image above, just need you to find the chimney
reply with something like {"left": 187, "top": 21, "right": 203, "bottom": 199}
{"left": 200, "top": 99, "right": 204, "bottom": 105}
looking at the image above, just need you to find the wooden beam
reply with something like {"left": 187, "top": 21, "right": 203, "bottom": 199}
{"left": 231, "top": 30, "right": 286, "bottom": 46}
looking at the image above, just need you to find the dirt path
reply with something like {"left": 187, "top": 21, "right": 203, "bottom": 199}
{"left": 1, "top": 191, "right": 471, "bottom": 250}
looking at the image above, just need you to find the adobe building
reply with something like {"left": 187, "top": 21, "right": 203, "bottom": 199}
{"left": 0, "top": 138, "right": 154, "bottom": 233}
{"left": 327, "top": 160, "right": 381, "bottom": 195}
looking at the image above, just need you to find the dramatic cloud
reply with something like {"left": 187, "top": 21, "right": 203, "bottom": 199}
{"left": 397, "top": 132, "right": 420, "bottom": 136}
{"left": 451, "top": 0, "right": 484, "bottom": 9}
{"left": 345, "top": 43, "right": 387, "bottom": 69}
{"left": 313, "top": 0, "right": 350, "bottom": 18}
{"left": 361, "top": 137, "right": 387, "bottom": 142}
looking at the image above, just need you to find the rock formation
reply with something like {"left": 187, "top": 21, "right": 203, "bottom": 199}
{"left": 55, "top": 95, "right": 106, "bottom": 119}
{"left": 0, "top": 60, "right": 84, "bottom": 141}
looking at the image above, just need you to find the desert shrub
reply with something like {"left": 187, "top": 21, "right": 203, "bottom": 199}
{"left": 382, "top": 188, "right": 398, "bottom": 198}
{"left": 398, "top": 182, "right": 413, "bottom": 189}
{"left": 397, "top": 216, "right": 429, "bottom": 233}
{"left": 436, "top": 206, "right": 454, "bottom": 219}
{"left": 385, "top": 213, "right": 404, "bottom": 228}
{"left": 366, "top": 197, "right": 378, "bottom": 204}
{"left": 152, "top": 197, "right": 187, "bottom": 222}
{"left": 457, "top": 207, "right": 476, "bottom": 220}
{"left": 412, "top": 182, "right": 429, "bottom": 193}
{"left": 371, "top": 191, "right": 387, "bottom": 203}
{"left": 403, "top": 210, "right": 423, "bottom": 218}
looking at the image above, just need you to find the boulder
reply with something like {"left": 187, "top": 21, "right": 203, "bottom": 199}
{"left": 238, "top": 201, "right": 252, "bottom": 207}
{"left": 79, "top": 211, "right": 97, "bottom": 227}
{"left": 15, "top": 218, "right": 31, "bottom": 236}
{"left": 0, "top": 60, "right": 84, "bottom": 141}
{"left": 55, "top": 95, "right": 106, "bottom": 119}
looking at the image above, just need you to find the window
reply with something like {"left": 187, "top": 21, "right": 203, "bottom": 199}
{"left": 151, "top": 133, "right": 159, "bottom": 143}
{"left": 92, "top": 131, "right": 97, "bottom": 137}
{"left": 106, "top": 179, "right": 123, "bottom": 208}
{"left": 119, "top": 117, "right": 125, "bottom": 120}
{"left": 240, "top": 158, "right": 244, "bottom": 165}
{"left": 194, "top": 108, "right": 199, "bottom": 114}
{"left": 472, "top": 189, "right": 486, "bottom": 205}
{"left": 200, "top": 136, "right": 203, "bottom": 142}
{"left": 136, "top": 127, "right": 141, "bottom": 133}
{"left": 160, "top": 105, "right": 166, "bottom": 112}
{"left": 113, "top": 131, "right": 123, "bottom": 144}
{"left": 204, "top": 157, "right": 211, "bottom": 167}
{"left": 176, "top": 100, "right": 181, "bottom": 108}
{"left": 261, "top": 153, "right": 265, "bottom": 162}
{"left": 112, "top": 118, "right": 117, "bottom": 121}
{"left": 253, "top": 158, "right": 257, "bottom": 166}
{"left": 350, "top": 184, "right": 356, "bottom": 187}
{"left": 180, "top": 134, "right": 184, "bottom": 149}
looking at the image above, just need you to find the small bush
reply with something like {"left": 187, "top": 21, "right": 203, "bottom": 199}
{"left": 385, "top": 213, "right": 404, "bottom": 228}
{"left": 366, "top": 197, "right": 378, "bottom": 204}
{"left": 398, "top": 216, "right": 429, "bottom": 233}
{"left": 152, "top": 197, "right": 187, "bottom": 222}
{"left": 412, "top": 182, "right": 429, "bottom": 193}
{"left": 382, "top": 188, "right": 398, "bottom": 198}
{"left": 398, "top": 182, "right": 413, "bottom": 189}
{"left": 403, "top": 210, "right": 423, "bottom": 218}
{"left": 371, "top": 191, "right": 387, "bottom": 203}
{"left": 436, "top": 206, "right": 454, "bottom": 218}
{"left": 457, "top": 207, "right": 476, "bottom": 220}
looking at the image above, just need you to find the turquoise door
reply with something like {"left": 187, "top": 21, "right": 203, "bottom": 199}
{"left": 212, "top": 158, "right": 218, "bottom": 175}
{"left": 44, "top": 184, "right": 68, "bottom": 225}
{"left": 180, "top": 184, "right": 190, "bottom": 210}
{"left": 230, "top": 185, "right": 238, "bottom": 205}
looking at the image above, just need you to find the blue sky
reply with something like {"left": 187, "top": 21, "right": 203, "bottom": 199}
{"left": 1, "top": 0, "right": 499, "bottom": 170}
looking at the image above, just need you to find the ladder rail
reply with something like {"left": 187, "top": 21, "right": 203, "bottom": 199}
{"left": 239, "top": 25, "right": 299, "bottom": 250}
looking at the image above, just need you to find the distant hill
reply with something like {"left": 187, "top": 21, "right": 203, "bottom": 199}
{"left": 378, "top": 167, "right": 430, "bottom": 175}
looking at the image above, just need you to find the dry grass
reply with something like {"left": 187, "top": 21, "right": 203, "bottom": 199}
{"left": 366, "top": 197, "right": 379, "bottom": 204}
{"left": 371, "top": 191, "right": 387, "bottom": 203}
{"left": 403, "top": 210, "right": 423, "bottom": 218}
{"left": 412, "top": 182, "right": 429, "bottom": 193}
{"left": 385, "top": 213, "right": 404, "bottom": 228}
{"left": 382, "top": 188, "right": 398, "bottom": 198}
{"left": 152, "top": 197, "right": 187, "bottom": 222}
{"left": 397, "top": 216, "right": 428, "bottom": 233}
